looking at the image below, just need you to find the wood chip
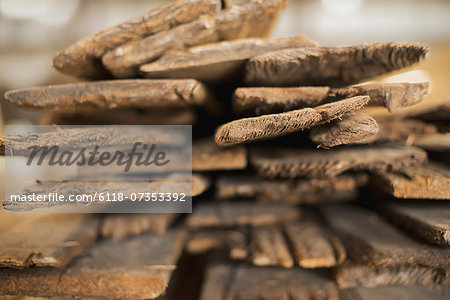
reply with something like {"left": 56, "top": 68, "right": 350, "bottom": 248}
{"left": 250, "top": 144, "right": 426, "bottom": 178}
{"left": 215, "top": 174, "right": 368, "bottom": 203}
{"left": 380, "top": 202, "right": 450, "bottom": 246}
{"left": 193, "top": 138, "right": 247, "bottom": 171}
{"left": 4, "top": 79, "right": 220, "bottom": 114}
{"left": 187, "top": 201, "right": 301, "bottom": 229}
{"left": 0, "top": 214, "right": 98, "bottom": 268}
{"left": 0, "top": 229, "right": 185, "bottom": 299}
{"left": 52, "top": 0, "right": 221, "bottom": 78}
{"left": 140, "top": 36, "right": 315, "bottom": 83}
{"left": 321, "top": 205, "right": 450, "bottom": 268}
{"left": 244, "top": 42, "right": 429, "bottom": 86}
{"left": 310, "top": 112, "right": 379, "bottom": 148}
{"left": 373, "top": 163, "right": 450, "bottom": 199}
{"left": 340, "top": 285, "right": 450, "bottom": 300}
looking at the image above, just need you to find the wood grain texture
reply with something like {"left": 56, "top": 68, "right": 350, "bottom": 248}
{"left": 193, "top": 138, "right": 247, "bottom": 171}
{"left": 140, "top": 36, "right": 315, "bottom": 83}
{"left": 52, "top": 0, "right": 220, "bottom": 78}
{"left": 372, "top": 116, "right": 438, "bottom": 144}
{"left": 4, "top": 79, "right": 220, "bottom": 114}
{"left": 313, "top": 96, "right": 370, "bottom": 124}
{"left": 244, "top": 42, "right": 429, "bottom": 87}
{"left": 373, "top": 163, "right": 450, "bottom": 199}
{"left": 340, "top": 285, "right": 450, "bottom": 300}
{"left": 250, "top": 145, "right": 426, "bottom": 178}
{"left": 0, "top": 229, "right": 185, "bottom": 299}
{"left": 0, "top": 214, "right": 98, "bottom": 268}
{"left": 310, "top": 112, "right": 379, "bottom": 148}
{"left": 321, "top": 205, "right": 450, "bottom": 268}
{"left": 185, "top": 229, "right": 248, "bottom": 258}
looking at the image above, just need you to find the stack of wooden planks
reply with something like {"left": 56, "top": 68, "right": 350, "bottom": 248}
{"left": 1, "top": 0, "right": 449, "bottom": 299}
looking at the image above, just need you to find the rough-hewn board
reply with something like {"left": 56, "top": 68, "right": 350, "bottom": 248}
{"left": 215, "top": 174, "right": 367, "bottom": 203}
{"left": 250, "top": 145, "right": 426, "bottom": 178}
{"left": 193, "top": 138, "right": 247, "bottom": 171}
{"left": 321, "top": 205, "right": 450, "bottom": 268}
{"left": 185, "top": 229, "right": 247, "bottom": 256}
{"left": 4, "top": 79, "right": 220, "bottom": 114}
{"left": 310, "top": 112, "right": 379, "bottom": 148}
{"left": 380, "top": 202, "right": 450, "bottom": 246}
{"left": 187, "top": 201, "right": 301, "bottom": 229}
{"left": 340, "top": 286, "right": 450, "bottom": 300}
{"left": 244, "top": 42, "right": 428, "bottom": 86}
{"left": 372, "top": 116, "right": 438, "bottom": 144}
{"left": 314, "top": 96, "right": 370, "bottom": 124}
{"left": 373, "top": 163, "right": 450, "bottom": 199}
{"left": 140, "top": 36, "right": 315, "bottom": 83}
{"left": 52, "top": 0, "right": 221, "bottom": 78}
{"left": 0, "top": 229, "right": 185, "bottom": 299}
{"left": 0, "top": 214, "right": 98, "bottom": 268}
{"left": 414, "top": 133, "right": 450, "bottom": 151}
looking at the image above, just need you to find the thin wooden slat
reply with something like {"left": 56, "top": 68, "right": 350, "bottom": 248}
{"left": 372, "top": 116, "right": 438, "bottom": 144}
{"left": 244, "top": 42, "right": 428, "bottom": 86}
{"left": 414, "top": 133, "right": 450, "bottom": 151}
{"left": 193, "top": 138, "right": 247, "bottom": 171}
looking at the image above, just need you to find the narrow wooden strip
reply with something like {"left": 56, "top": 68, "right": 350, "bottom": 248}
{"left": 372, "top": 116, "right": 438, "bottom": 144}
{"left": 313, "top": 96, "right": 370, "bottom": 124}
{"left": 340, "top": 286, "right": 450, "bottom": 300}
{"left": 250, "top": 145, "right": 426, "bottom": 178}
{"left": 310, "top": 112, "right": 379, "bottom": 148}
{"left": 199, "top": 264, "right": 235, "bottom": 300}
{"left": 140, "top": 36, "right": 315, "bottom": 83}
{"left": 244, "top": 42, "right": 428, "bottom": 86}
{"left": 193, "top": 138, "right": 247, "bottom": 171}
{"left": 414, "top": 133, "right": 450, "bottom": 151}
{"left": 52, "top": 0, "right": 221, "bottom": 78}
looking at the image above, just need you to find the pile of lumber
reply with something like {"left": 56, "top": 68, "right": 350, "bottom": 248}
{"left": 1, "top": 0, "right": 449, "bottom": 299}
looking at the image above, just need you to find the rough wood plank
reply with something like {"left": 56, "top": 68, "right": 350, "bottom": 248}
{"left": 103, "top": 0, "right": 288, "bottom": 78}
{"left": 244, "top": 42, "right": 429, "bottom": 87}
{"left": 193, "top": 138, "right": 247, "bottom": 171}
{"left": 250, "top": 145, "right": 426, "bottom": 178}
{"left": 186, "top": 229, "right": 247, "bottom": 257}
{"left": 414, "top": 133, "right": 450, "bottom": 151}
{"left": 373, "top": 163, "right": 450, "bottom": 199}
{"left": 0, "top": 229, "right": 185, "bottom": 299}
{"left": 380, "top": 202, "right": 450, "bottom": 246}
{"left": 372, "top": 116, "right": 438, "bottom": 144}
{"left": 4, "top": 79, "right": 220, "bottom": 114}
{"left": 340, "top": 286, "right": 450, "bottom": 300}
{"left": 187, "top": 201, "right": 301, "bottom": 229}
{"left": 52, "top": 0, "right": 221, "bottom": 78}
{"left": 215, "top": 174, "right": 368, "bottom": 203}
{"left": 310, "top": 112, "right": 379, "bottom": 148}
{"left": 199, "top": 264, "right": 234, "bottom": 300}
{"left": 321, "top": 205, "right": 450, "bottom": 268}
{"left": 0, "top": 214, "right": 98, "bottom": 268}
{"left": 313, "top": 96, "right": 370, "bottom": 124}
{"left": 140, "top": 36, "right": 315, "bottom": 83}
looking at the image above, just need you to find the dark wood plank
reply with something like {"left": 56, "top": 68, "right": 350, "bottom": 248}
{"left": 193, "top": 138, "right": 247, "bottom": 171}
{"left": 244, "top": 42, "right": 428, "bottom": 87}
{"left": 340, "top": 286, "right": 450, "bottom": 300}
{"left": 250, "top": 145, "right": 426, "bottom": 178}
{"left": 52, "top": 0, "right": 221, "bottom": 78}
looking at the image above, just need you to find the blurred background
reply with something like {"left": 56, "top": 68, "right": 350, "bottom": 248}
{"left": 0, "top": 0, "right": 449, "bottom": 125}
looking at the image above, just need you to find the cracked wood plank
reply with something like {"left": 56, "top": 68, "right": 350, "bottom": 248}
{"left": 193, "top": 138, "right": 247, "bottom": 171}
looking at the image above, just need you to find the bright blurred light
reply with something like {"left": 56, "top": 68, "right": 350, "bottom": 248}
{"left": 321, "top": 0, "right": 362, "bottom": 16}
{"left": 382, "top": 69, "right": 432, "bottom": 84}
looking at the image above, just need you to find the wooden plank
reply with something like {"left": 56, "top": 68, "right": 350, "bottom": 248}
{"left": 102, "top": 0, "right": 288, "bottom": 78}
{"left": 244, "top": 42, "right": 429, "bottom": 86}
{"left": 321, "top": 205, "right": 450, "bottom": 268}
{"left": 187, "top": 201, "right": 301, "bottom": 229}
{"left": 193, "top": 138, "right": 247, "bottom": 171}
{"left": 380, "top": 202, "right": 450, "bottom": 246}
{"left": 199, "top": 264, "right": 234, "bottom": 300}
{"left": 140, "top": 36, "right": 315, "bottom": 83}
{"left": 215, "top": 174, "right": 368, "bottom": 203}
{"left": 373, "top": 163, "right": 450, "bottom": 199}
{"left": 340, "top": 286, "right": 450, "bottom": 300}
{"left": 372, "top": 116, "right": 438, "bottom": 144}
{"left": 0, "top": 214, "right": 98, "bottom": 268}
{"left": 313, "top": 96, "right": 370, "bottom": 124}
{"left": 4, "top": 79, "right": 220, "bottom": 114}
{"left": 52, "top": 0, "right": 221, "bottom": 78}
{"left": 250, "top": 145, "right": 426, "bottom": 178}
{"left": 0, "top": 229, "right": 185, "bottom": 299}
{"left": 414, "top": 133, "right": 450, "bottom": 151}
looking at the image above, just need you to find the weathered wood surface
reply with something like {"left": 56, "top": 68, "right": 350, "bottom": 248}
{"left": 336, "top": 262, "right": 449, "bottom": 290}
{"left": 414, "top": 133, "right": 450, "bottom": 151}
{"left": 250, "top": 145, "right": 426, "bottom": 178}
{"left": 340, "top": 286, "right": 450, "bottom": 300}
{"left": 200, "top": 263, "right": 339, "bottom": 300}
{"left": 232, "top": 82, "right": 429, "bottom": 116}
{"left": 215, "top": 96, "right": 369, "bottom": 146}
{"left": 185, "top": 229, "right": 248, "bottom": 258}
{"left": 52, "top": 0, "right": 221, "bottom": 78}
{"left": 4, "top": 79, "right": 220, "bottom": 114}
{"left": 0, "top": 214, "right": 98, "bottom": 268}
{"left": 0, "top": 229, "right": 185, "bottom": 299}
{"left": 380, "top": 202, "right": 450, "bottom": 246}
{"left": 310, "top": 112, "right": 379, "bottom": 148}
{"left": 103, "top": 0, "right": 288, "bottom": 78}
{"left": 140, "top": 36, "right": 315, "bottom": 82}
{"left": 244, "top": 42, "right": 429, "bottom": 87}
{"left": 373, "top": 163, "right": 450, "bottom": 199}
{"left": 215, "top": 174, "right": 368, "bottom": 203}
{"left": 101, "top": 213, "right": 177, "bottom": 240}
{"left": 321, "top": 205, "right": 450, "bottom": 268}
{"left": 193, "top": 138, "right": 247, "bottom": 171}
{"left": 372, "top": 116, "right": 438, "bottom": 144}
{"left": 187, "top": 201, "right": 301, "bottom": 229}
{"left": 412, "top": 102, "right": 450, "bottom": 123}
